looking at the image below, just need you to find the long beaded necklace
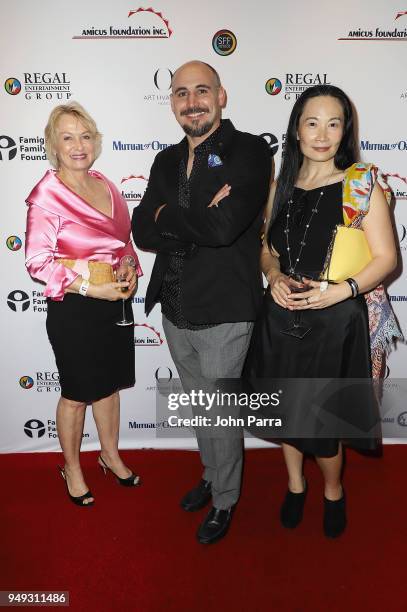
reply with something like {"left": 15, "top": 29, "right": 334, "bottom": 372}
{"left": 284, "top": 172, "right": 334, "bottom": 275}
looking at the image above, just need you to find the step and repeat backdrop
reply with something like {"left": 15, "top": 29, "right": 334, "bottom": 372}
{"left": 1, "top": 0, "right": 406, "bottom": 452}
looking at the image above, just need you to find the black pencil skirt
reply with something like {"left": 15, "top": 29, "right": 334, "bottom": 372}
{"left": 46, "top": 294, "right": 135, "bottom": 403}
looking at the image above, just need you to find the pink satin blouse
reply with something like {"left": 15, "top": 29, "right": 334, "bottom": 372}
{"left": 25, "top": 169, "right": 142, "bottom": 301}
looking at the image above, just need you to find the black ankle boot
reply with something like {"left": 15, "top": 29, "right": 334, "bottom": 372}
{"left": 280, "top": 480, "right": 307, "bottom": 529}
{"left": 323, "top": 492, "right": 347, "bottom": 538}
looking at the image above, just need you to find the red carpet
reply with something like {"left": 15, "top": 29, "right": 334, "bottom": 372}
{"left": 1, "top": 447, "right": 406, "bottom": 612}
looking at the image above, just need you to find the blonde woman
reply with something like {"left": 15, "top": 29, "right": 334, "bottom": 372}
{"left": 25, "top": 102, "right": 143, "bottom": 506}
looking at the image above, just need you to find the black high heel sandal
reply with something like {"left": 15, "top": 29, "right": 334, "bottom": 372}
{"left": 98, "top": 455, "right": 141, "bottom": 487}
{"left": 57, "top": 466, "right": 94, "bottom": 507}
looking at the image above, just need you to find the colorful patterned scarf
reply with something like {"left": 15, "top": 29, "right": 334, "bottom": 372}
{"left": 343, "top": 162, "right": 403, "bottom": 377}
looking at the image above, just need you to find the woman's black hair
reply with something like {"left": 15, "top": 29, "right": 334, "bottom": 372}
{"left": 268, "top": 84, "right": 358, "bottom": 235}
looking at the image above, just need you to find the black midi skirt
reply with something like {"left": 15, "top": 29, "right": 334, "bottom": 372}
{"left": 46, "top": 294, "right": 135, "bottom": 403}
{"left": 243, "top": 291, "right": 380, "bottom": 457}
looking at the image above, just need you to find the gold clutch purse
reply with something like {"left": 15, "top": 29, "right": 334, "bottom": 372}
{"left": 321, "top": 225, "right": 372, "bottom": 283}
{"left": 57, "top": 259, "right": 114, "bottom": 285}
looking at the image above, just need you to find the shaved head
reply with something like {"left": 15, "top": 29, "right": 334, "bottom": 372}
{"left": 172, "top": 60, "right": 221, "bottom": 90}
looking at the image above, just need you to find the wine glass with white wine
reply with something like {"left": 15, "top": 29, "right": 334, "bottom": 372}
{"left": 115, "top": 255, "right": 135, "bottom": 327}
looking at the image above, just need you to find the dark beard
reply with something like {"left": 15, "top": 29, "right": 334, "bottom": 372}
{"left": 182, "top": 119, "right": 214, "bottom": 137}
{"left": 180, "top": 106, "right": 213, "bottom": 137}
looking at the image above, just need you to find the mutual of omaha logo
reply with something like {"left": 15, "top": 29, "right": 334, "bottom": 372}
{"left": 212, "top": 30, "right": 237, "bottom": 56}
{"left": 20, "top": 376, "right": 34, "bottom": 389}
{"left": 4, "top": 78, "right": 21, "bottom": 95}
{"left": 6, "top": 235, "right": 22, "bottom": 251}
{"left": 134, "top": 323, "right": 164, "bottom": 346}
{"left": 73, "top": 8, "right": 173, "bottom": 39}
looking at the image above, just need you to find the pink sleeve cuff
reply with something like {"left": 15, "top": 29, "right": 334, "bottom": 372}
{"left": 43, "top": 263, "right": 79, "bottom": 301}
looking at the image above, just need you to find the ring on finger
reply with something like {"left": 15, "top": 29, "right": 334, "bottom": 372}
{"left": 305, "top": 297, "right": 310, "bottom": 305}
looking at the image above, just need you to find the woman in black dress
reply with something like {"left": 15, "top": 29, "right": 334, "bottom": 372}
{"left": 244, "top": 85, "right": 398, "bottom": 537}
{"left": 25, "top": 102, "right": 143, "bottom": 506}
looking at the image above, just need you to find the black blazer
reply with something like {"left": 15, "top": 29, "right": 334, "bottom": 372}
{"left": 132, "top": 119, "right": 271, "bottom": 324}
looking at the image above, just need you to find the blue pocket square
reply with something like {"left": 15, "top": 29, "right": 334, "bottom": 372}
{"left": 208, "top": 153, "right": 223, "bottom": 168}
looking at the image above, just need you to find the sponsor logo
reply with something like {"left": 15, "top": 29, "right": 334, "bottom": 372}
{"left": 401, "top": 89, "right": 407, "bottom": 100}
{"left": 4, "top": 78, "right": 21, "bottom": 95}
{"left": 266, "top": 74, "right": 330, "bottom": 101}
{"left": 383, "top": 171, "right": 407, "bottom": 201}
{"left": 398, "top": 224, "right": 407, "bottom": 242}
{"left": 0, "top": 135, "right": 46, "bottom": 161}
{"left": 113, "top": 139, "right": 172, "bottom": 152}
{"left": 389, "top": 295, "right": 407, "bottom": 302}
{"left": 73, "top": 7, "right": 173, "bottom": 39}
{"left": 260, "top": 132, "right": 285, "bottom": 158}
{"left": 20, "top": 372, "right": 62, "bottom": 393}
{"left": 396, "top": 224, "right": 407, "bottom": 253}
{"left": 7, "top": 290, "right": 30, "bottom": 312}
{"left": 146, "top": 366, "right": 174, "bottom": 391}
{"left": 265, "top": 78, "right": 282, "bottom": 96}
{"left": 128, "top": 420, "right": 175, "bottom": 429}
{"left": 132, "top": 295, "right": 145, "bottom": 304}
{"left": 0, "top": 135, "right": 17, "bottom": 160}
{"left": 360, "top": 140, "right": 407, "bottom": 152}
{"left": 212, "top": 29, "right": 237, "bottom": 56}
{"left": 19, "top": 376, "right": 34, "bottom": 389}
{"left": 155, "top": 367, "right": 173, "bottom": 382}
{"left": 4, "top": 73, "right": 72, "bottom": 101}
{"left": 120, "top": 174, "right": 148, "bottom": 203}
{"left": 144, "top": 68, "right": 173, "bottom": 105}
{"left": 7, "top": 289, "right": 47, "bottom": 313}
{"left": 24, "top": 419, "right": 46, "bottom": 438}
{"left": 6, "top": 235, "right": 22, "bottom": 251}
{"left": 339, "top": 11, "right": 407, "bottom": 40}
{"left": 24, "top": 418, "right": 90, "bottom": 438}
{"left": 398, "top": 411, "right": 407, "bottom": 426}
{"left": 134, "top": 323, "right": 164, "bottom": 346}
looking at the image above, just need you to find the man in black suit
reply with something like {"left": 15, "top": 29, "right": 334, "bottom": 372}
{"left": 132, "top": 60, "right": 270, "bottom": 544}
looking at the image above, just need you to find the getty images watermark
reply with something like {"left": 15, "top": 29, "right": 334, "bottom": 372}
{"left": 166, "top": 389, "right": 283, "bottom": 428}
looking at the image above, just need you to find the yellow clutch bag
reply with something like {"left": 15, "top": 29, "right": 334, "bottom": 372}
{"left": 321, "top": 225, "right": 372, "bottom": 283}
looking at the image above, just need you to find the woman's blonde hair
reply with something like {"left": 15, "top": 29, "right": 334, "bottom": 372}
{"left": 44, "top": 101, "right": 102, "bottom": 168}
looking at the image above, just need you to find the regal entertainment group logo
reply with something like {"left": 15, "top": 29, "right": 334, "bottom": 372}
{"left": 20, "top": 372, "right": 61, "bottom": 393}
{"left": 4, "top": 72, "right": 72, "bottom": 101}
{"left": 73, "top": 8, "right": 173, "bottom": 39}
{"left": 265, "top": 73, "right": 330, "bottom": 101}
{"left": 6, "top": 235, "right": 22, "bottom": 251}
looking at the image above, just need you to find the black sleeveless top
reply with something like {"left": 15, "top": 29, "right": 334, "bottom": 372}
{"left": 269, "top": 181, "right": 343, "bottom": 278}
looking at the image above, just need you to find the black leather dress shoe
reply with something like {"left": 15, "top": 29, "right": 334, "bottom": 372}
{"left": 180, "top": 479, "right": 212, "bottom": 512}
{"left": 197, "top": 506, "right": 233, "bottom": 544}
